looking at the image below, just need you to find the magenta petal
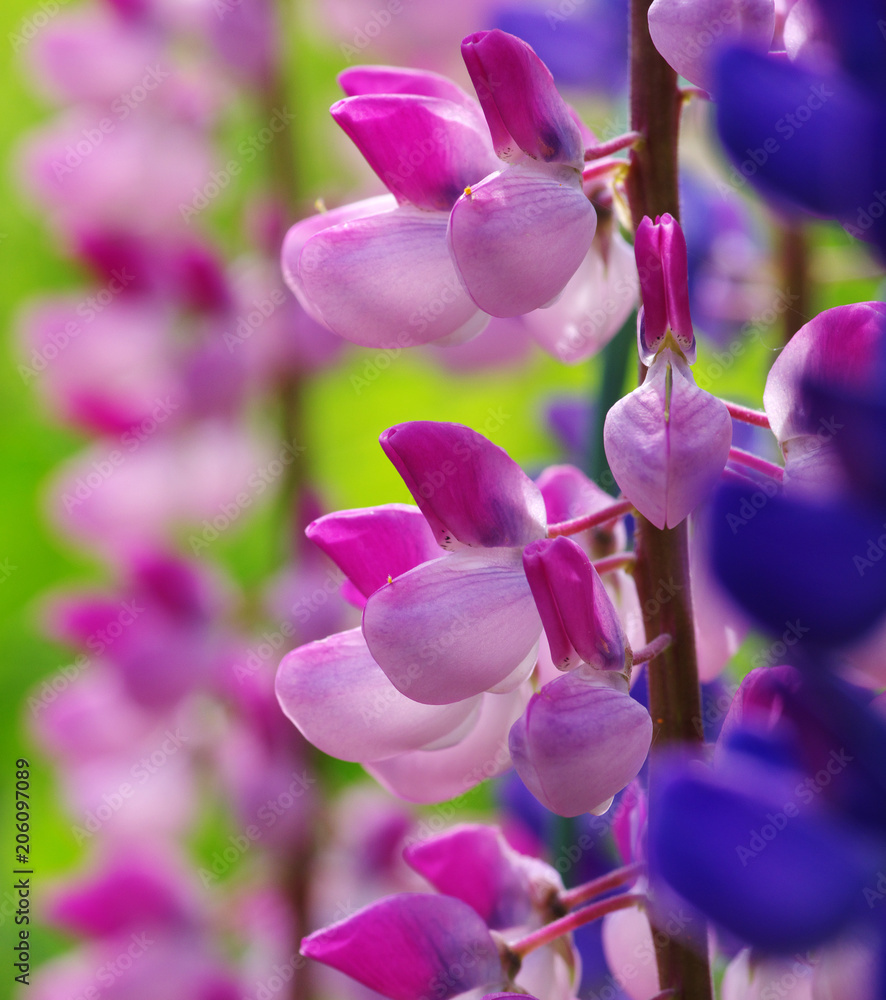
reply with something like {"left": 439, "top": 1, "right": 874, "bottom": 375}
{"left": 461, "top": 30, "right": 584, "bottom": 167}
{"left": 448, "top": 164, "right": 596, "bottom": 317}
{"left": 404, "top": 824, "right": 560, "bottom": 929}
{"left": 306, "top": 504, "right": 440, "bottom": 600}
{"left": 275, "top": 628, "right": 480, "bottom": 762}
{"left": 296, "top": 204, "right": 486, "bottom": 348}
{"left": 509, "top": 672, "right": 652, "bottom": 817}
{"left": 301, "top": 894, "right": 503, "bottom": 1000}
{"left": 380, "top": 421, "right": 546, "bottom": 549}
{"left": 365, "top": 686, "right": 530, "bottom": 802}
{"left": 648, "top": 0, "right": 775, "bottom": 93}
{"left": 331, "top": 95, "right": 499, "bottom": 210}
{"left": 363, "top": 549, "right": 541, "bottom": 704}
{"left": 338, "top": 66, "right": 481, "bottom": 114}
{"left": 603, "top": 350, "right": 732, "bottom": 529}
{"left": 523, "top": 537, "right": 627, "bottom": 672}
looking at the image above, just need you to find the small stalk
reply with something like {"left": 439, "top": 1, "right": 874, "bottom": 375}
{"left": 722, "top": 401, "right": 770, "bottom": 427}
{"left": 559, "top": 862, "right": 646, "bottom": 910}
{"left": 510, "top": 893, "right": 645, "bottom": 959}
{"left": 728, "top": 446, "right": 784, "bottom": 482}
{"left": 547, "top": 500, "right": 635, "bottom": 538}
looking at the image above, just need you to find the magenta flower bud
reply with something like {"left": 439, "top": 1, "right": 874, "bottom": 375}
{"left": 522, "top": 536, "right": 627, "bottom": 672}
{"left": 509, "top": 670, "right": 652, "bottom": 817}
{"left": 634, "top": 214, "right": 695, "bottom": 365}
{"left": 301, "top": 894, "right": 503, "bottom": 1000}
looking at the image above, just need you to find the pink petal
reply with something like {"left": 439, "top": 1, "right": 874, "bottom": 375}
{"left": 294, "top": 203, "right": 487, "bottom": 348}
{"left": 363, "top": 548, "right": 541, "bottom": 704}
{"left": 448, "top": 164, "right": 596, "bottom": 317}
{"left": 275, "top": 628, "right": 481, "bottom": 762}
{"left": 648, "top": 0, "right": 775, "bottom": 94}
{"left": 305, "top": 504, "right": 440, "bottom": 600}
{"left": 331, "top": 95, "right": 499, "bottom": 210}
{"left": 523, "top": 537, "right": 627, "bottom": 672}
{"left": 603, "top": 350, "right": 732, "bottom": 529}
{"left": 522, "top": 231, "right": 638, "bottom": 363}
{"left": 281, "top": 194, "right": 396, "bottom": 328}
{"left": 461, "top": 30, "right": 584, "bottom": 167}
{"left": 509, "top": 671, "right": 652, "bottom": 817}
{"left": 301, "top": 894, "right": 503, "bottom": 1000}
{"left": 403, "top": 823, "right": 560, "bottom": 929}
{"left": 635, "top": 214, "right": 695, "bottom": 363}
{"left": 365, "top": 686, "right": 530, "bottom": 802}
{"left": 380, "top": 421, "right": 546, "bottom": 549}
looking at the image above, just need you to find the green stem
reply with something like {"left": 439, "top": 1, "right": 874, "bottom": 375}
{"left": 625, "top": 2, "right": 713, "bottom": 998}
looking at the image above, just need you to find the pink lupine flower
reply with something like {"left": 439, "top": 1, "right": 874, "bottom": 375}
{"left": 282, "top": 68, "right": 499, "bottom": 349}
{"left": 648, "top": 0, "right": 776, "bottom": 94}
{"left": 604, "top": 215, "right": 732, "bottom": 528}
{"left": 283, "top": 34, "right": 597, "bottom": 346}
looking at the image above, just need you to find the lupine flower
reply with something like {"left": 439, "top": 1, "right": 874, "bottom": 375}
{"left": 283, "top": 32, "right": 597, "bottom": 347}
{"left": 604, "top": 215, "right": 732, "bottom": 528}
{"left": 301, "top": 825, "right": 578, "bottom": 1000}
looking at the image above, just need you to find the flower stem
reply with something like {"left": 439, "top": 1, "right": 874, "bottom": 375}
{"left": 728, "top": 446, "right": 784, "bottom": 482}
{"left": 559, "top": 862, "right": 646, "bottom": 910}
{"left": 510, "top": 893, "right": 645, "bottom": 958}
{"left": 625, "top": 6, "right": 713, "bottom": 995}
{"left": 722, "top": 401, "right": 770, "bottom": 427}
{"left": 547, "top": 499, "right": 634, "bottom": 538}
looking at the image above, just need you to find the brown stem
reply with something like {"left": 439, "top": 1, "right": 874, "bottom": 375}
{"left": 625, "top": 3, "right": 713, "bottom": 997}
{"left": 779, "top": 220, "right": 810, "bottom": 343}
